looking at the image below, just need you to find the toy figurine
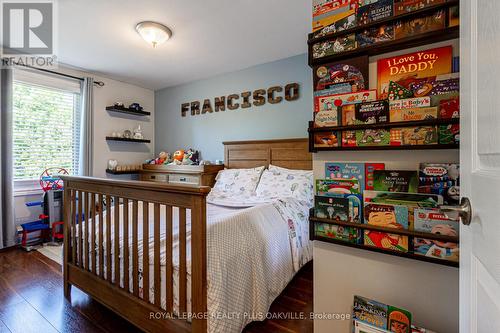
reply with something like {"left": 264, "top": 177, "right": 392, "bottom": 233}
{"left": 172, "top": 150, "right": 185, "bottom": 162}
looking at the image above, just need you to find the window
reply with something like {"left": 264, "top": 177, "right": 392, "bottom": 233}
{"left": 13, "top": 69, "right": 82, "bottom": 187}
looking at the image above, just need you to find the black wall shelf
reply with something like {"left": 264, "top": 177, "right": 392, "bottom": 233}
{"left": 105, "top": 169, "right": 140, "bottom": 175}
{"left": 105, "top": 137, "right": 151, "bottom": 143}
{"left": 311, "top": 143, "right": 458, "bottom": 153}
{"left": 105, "top": 106, "right": 150, "bottom": 116}
{"left": 309, "top": 118, "right": 459, "bottom": 133}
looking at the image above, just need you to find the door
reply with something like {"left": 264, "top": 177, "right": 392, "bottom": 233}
{"left": 460, "top": 0, "right": 500, "bottom": 331}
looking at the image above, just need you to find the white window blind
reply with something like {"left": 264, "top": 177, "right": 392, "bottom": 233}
{"left": 12, "top": 70, "right": 82, "bottom": 181}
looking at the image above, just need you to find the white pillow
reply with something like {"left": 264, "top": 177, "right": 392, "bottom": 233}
{"left": 268, "top": 164, "right": 313, "bottom": 176}
{"left": 256, "top": 168, "right": 314, "bottom": 205}
{"left": 212, "top": 166, "right": 265, "bottom": 195}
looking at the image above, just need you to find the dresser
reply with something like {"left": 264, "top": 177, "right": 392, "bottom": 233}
{"left": 139, "top": 164, "right": 224, "bottom": 187}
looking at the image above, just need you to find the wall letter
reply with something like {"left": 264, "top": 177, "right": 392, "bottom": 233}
{"left": 181, "top": 103, "right": 190, "bottom": 117}
{"left": 202, "top": 99, "right": 213, "bottom": 114}
{"left": 191, "top": 101, "right": 200, "bottom": 115}
{"left": 285, "top": 83, "right": 300, "bottom": 101}
{"left": 227, "top": 94, "right": 240, "bottom": 110}
{"left": 253, "top": 89, "right": 266, "bottom": 106}
{"left": 214, "top": 96, "right": 226, "bottom": 112}
{"left": 241, "top": 91, "right": 251, "bottom": 108}
{"left": 267, "top": 86, "right": 283, "bottom": 104}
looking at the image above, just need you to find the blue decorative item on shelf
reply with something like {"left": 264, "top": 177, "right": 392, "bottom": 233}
{"left": 129, "top": 103, "right": 143, "bottom": 111}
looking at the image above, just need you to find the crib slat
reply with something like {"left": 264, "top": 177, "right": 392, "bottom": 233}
{"left": 165, "top": 205, "right": 173, "bottom": 313}
{"left": 132, "top": 200, "right": 139, "bottom": 297}
{"left": 153, "top": 203, "right": 161, "bottom": 307}
{"left": 98, "top": 194, "right": 104, "bottom": 278}
{"left": 106, "top": 195, "right": 112, "bottom": 282}
{"left": 123, "top": 198, "right": 129, "bottom": 292}
{"left": 114, "top": 196, "right": 120, "bottom": 287}
{"left": 77, "top": 190, "right": 83, "bottom": 267}
{"left": 179, "top": 207, "right": 187, "bottom": 315}
{"left": 71, "top": 191, "right": 77, "bottom": 264}
{"left": 84, "top": 192, "right": 89, "bottom": 271}
{"left": 91, "top": 193, "right": 97, "bottom": 274}
{"left": 142, "top": 201, "right": 150, "bottom": 302}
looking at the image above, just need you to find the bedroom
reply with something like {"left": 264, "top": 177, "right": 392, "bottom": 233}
{"left": 0, "top": 1, "right": 498, "bottom": 333}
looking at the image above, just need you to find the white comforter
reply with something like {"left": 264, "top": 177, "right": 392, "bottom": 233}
{"left": 81, "top": 197, "right": 312, "bottom": 333}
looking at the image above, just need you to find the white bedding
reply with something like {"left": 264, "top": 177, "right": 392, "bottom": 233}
{"left": 78, "top": 197, "right": 312, "bottom": 333}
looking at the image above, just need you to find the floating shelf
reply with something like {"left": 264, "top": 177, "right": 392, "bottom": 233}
{"left": 308, "top": 0, "right": 459, "bottom": 44}
{"left": 311, "top": 143, "right": 459, "bottom": 152}
{"left": 309, "top": 215, "right": 459, "bottom": 268}
{"left": 309, "top": 26, "right": 459, "bottom": 66}
{"left": 309, "top": 118, "right": 459, "bottom": 133}
{"left": 105, "top": 137, "right": 151, "bottom": 143}
{"left": 105, "top": 169, "right": 140, "bottom": 175}
{"left": 105, "top": 106, "right": 150, "bottom": 116}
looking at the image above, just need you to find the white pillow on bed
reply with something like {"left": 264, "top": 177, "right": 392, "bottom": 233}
{"left": 256, "top": 166, "right": 314, "bottom": 205}
{"left": 212, "top": 166, "right": 265, "bottom": 195}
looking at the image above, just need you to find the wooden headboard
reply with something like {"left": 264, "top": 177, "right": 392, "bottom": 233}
{"left": 223, "top": 138, "right": 312, "bottom": 170}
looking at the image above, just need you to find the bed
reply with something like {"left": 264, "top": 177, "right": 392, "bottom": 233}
{"left": 62, "top": 138, "right": 313, "bottom": 333}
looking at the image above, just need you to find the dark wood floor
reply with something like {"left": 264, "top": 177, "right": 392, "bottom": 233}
{"left": 0, "top": 248, "right": 312, "bottom": 333}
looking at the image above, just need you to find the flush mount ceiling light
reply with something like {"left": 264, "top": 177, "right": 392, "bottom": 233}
{"left": 135, "top": 21, "right": 172, "bottom": 48}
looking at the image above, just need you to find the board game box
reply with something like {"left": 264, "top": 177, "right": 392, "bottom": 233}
{"left": 316, "top": 178, "right": 361, "bottom": 195}
{"left": 355, "top": 100, "right": 389, "bottom": 125}
{"left": 390, "top": 126, "right": 438, "bottom": 146}
{"left": 413, "top": 208, "right": 459, "bottom": 262}
{"left": 438, "top": 124, "right": 459, "bottom": 145}
{"left": 418, "top": 163, "right": 460, "bottom": 205}
{"left": 356, "top": 24, "right": 395, "bottom": 47}
{"left": 377, "top": 46, "right": 453, "bottom": 98}
{"left": 388, "top": 306, "right": 412, "bottom": 333}
{"left": 389, "top": 106, "right": 438, "bottom": 122}
{"left": 313, "top": 56, "right": 369, "bottom": 91}
{"left": 389, "top": 97, "right": 431, "bottom": 110}
{"left": 394, "top": 10, "right": 445, "bottom": 40}
{"left": 314, "top": 196, "right": 350, "bottom": 221}
{"left": 313, "top": 131, "right": 341, "bottom": 148}
{"left": 357, "top": 0, "right": 393, "bottom": 25}
{"left": 312, "top": 34, "right": 357, "bottom": 59}
{"left": 356, "top": 129, "right": 391, "bottom": 146}
{"left": 394, "top": 0, "right": 444, "bottom": 16}
{"left": 353, "top": 295, "right": 388, "bottom": 330}
{"left": 365, "top": 163, "right": 385, "bottom": 190}
{"left": 342, "top": 130, "right": 357, "bottom": 147}
{"left": 314, "top": 222, "right": 359, "bottom": 244}
{"left": 373, "top": 170, "right": 419, "bottom": 193}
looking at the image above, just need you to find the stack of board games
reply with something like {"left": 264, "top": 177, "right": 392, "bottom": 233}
{"left": 413, "top": 208, "right": 459, "bottom": 262}
{"left": 353, "top": 295, "right": 412, "bottom": 333}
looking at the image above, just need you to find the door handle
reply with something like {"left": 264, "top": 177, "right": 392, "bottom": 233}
{"left": 439, "top": 197, "right": 472, "bottom": 226}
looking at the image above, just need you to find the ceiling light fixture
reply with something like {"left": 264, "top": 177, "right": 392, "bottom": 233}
{"left": 135, "top": 21, "right": 172, "bottom": 48}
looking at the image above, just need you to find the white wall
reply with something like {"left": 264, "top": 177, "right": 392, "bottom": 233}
{"left": 313, "top": 40, "right": 460, "bottom": 333}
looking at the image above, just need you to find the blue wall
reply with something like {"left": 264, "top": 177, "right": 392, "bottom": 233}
{"left": 154, "top": 54, "right": 312, "bottom": 161}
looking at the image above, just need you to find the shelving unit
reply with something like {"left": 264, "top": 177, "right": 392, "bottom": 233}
{"left": 105, "top": 106, "right": 151, "bottom": 116}
{"left": 105, "top": 136, "right": 151, "bottom": 143}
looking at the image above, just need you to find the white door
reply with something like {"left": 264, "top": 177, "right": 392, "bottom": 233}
{"left": 460, "top": 0, "right": 500, "bottom": 331}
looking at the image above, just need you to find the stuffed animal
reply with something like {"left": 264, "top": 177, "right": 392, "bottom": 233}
{"left": 158, "top": 151, "right": 169, "bottom": 164}
{"left": 182, "top": 149, "right": 199, "bottom": 165}
{"left": 173, "top": 150, "right": 185, "bottom": 162}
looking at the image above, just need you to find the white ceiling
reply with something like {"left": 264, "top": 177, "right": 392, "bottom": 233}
{"left": 57, "top": 0, "right": 311, "bottom": 91}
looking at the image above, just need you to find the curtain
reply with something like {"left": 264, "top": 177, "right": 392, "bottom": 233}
{"left": 0, "top": 67, "right": 14, "bottom": 249}
{"left": 79, "top": 77, "right": 94, "bottom": 176}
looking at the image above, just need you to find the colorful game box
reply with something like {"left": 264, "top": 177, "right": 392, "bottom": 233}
{"left": 377, "top": 46, "right": 453, "bottom": 98}
{"left": 388, "top": 306, "right": 412, "bottom": 333}
{"left": 342, "top": 130, "right": 358, "bottom": 147}
{"left": 438, "top": 124, "right": 459, "bottom": 145}
{"left": 389, "top": 107, "right": 438, "bottom": 122}
{"left": 389, "top": 97, "right": 431, "bottom": 110}
{"left": 364, "top": 203, "right": 409, "bottom": 252}
{"left": 390, "top": 126, "right": 438, "bottom": 146}
{"left": 365, "top": 163, "right": 385, "bottom": 190}
{"left": 355, "top": 100, "right": 389, "bottom": 125}
{"left": 316, "top": 178, "right": 361, "bottom": 195}
{"left": 357, "top": 0, "right": 393, "bottom": 25}
{"left": 314, "top": 222, "right": 359, "bottom": 244}
{"left": 314, "top": 196, "right": 350, "bottom": 221}
{"left": 353, "top": 295, "right": 388, "bottom": 330}
{"left": 394, "top": 10, "right": 445, "bottom": 40}
{"left": 394, "top": 0, "right": 444, "bottom": 15}
{"left": 413, "top": 208, "right": 459, "bottom": 262}
{"left": 356, "top": 24, "right": 395, "bottom": 47}
{"left": 356, "top": 129, "right": 391, "bottom": 146}
{"left": 373, "top": 170, "right": 419, "bottom": 193}
{"left": 313, "top": 131, "right": 341, "bottom": 148}
{"left": 418, "top": 163, "right": 460, "bottom": 205}
{"left": 313, "top": 56, "right": 369, "bottom": 91}
{"left": 312, "top": 34, "right": 357, "bottom": 59}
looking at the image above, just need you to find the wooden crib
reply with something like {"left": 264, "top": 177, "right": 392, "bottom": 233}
{"left": 62, "top": 176, "right": 210, "bottom": 333}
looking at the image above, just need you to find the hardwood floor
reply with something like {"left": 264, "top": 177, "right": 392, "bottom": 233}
{"left": 0, "top": 248, "right": 313, "bottom": 333}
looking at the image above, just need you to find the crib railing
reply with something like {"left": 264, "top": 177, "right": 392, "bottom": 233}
{"left": 61, "top": 176, "right": 210, "bottom": 333}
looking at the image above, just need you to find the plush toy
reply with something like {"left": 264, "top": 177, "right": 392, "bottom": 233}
{"left": 173, "top": 150, "right": 185, "bottom": 162}
{"left": 158, "top": 151, "right": 169, "bottom": 164}
{"left": 182, "top": 148, "right": 199, "bottom": 165}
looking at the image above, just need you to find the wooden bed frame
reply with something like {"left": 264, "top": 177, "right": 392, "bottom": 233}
{"left": 62, "top": 138, "right": 311, "bottom": 333}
